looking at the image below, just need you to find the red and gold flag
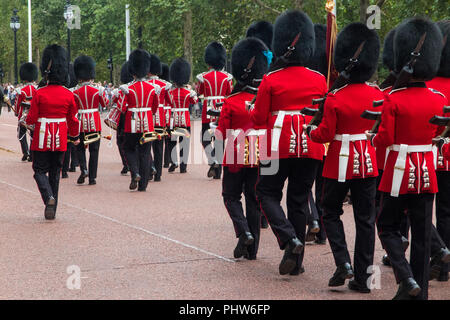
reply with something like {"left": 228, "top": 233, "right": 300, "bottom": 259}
{"left": 326, "top": 0, "right": 339, "bottom": 89}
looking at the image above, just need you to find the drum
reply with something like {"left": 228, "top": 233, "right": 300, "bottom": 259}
{"left": 104, "top": 107, "right": 121, "bottom": 130}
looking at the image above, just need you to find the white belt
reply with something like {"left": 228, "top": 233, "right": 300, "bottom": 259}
{"left": 231, "top": 129, "right": 266, "bottom": 139}
{"left": 271, "top": 110, "right": 303, "bottom": 152}
{"left": 163, "top": 106, "right": 171, "bottom": 110}
{"left": 173, "top": 108, "right": 189, "bottom": 112}
{"left": 389, "top": 144, "right": 432, "bottom": 197}
{"left": 128, "top": 108, "right": 152, "bottom": 133}
{"left": 204, "top": 96, "right": 224, "bottom": 100}
{"left": 334, "top": 134, "right": 368, "bottom": 182}
{"left": 78, "top": 109, "right": 99, "bottom": 114}
{"left": 37, "top": 118, "right": 66, "bottom": 149}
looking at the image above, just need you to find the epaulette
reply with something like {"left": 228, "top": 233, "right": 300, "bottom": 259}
{"left": 196, "top": 72, "right": 206, "bottom": 82}
{"left": 389, "top": 87, "right": 407, "bottom": 95}
{"left": 305, "top": 67, "right": 326, "bottom": 79}
{"left": 267, "top": 68, "right": 285, "bottom": 76}
{"left": 429, "top": 88, "right": 446, "bottom": 99}
{"left": 15, "top": 88, "right": 22, "bottom": 95}
{"left": 119, "top": 84, "right": 129, "bottom": 95}
{"left": 330, "top": 84, "right": 349, "bottom": 95}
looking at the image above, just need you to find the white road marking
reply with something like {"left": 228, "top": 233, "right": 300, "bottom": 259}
{"left": 0, "top": 179, "right": 235, "bottom": 263}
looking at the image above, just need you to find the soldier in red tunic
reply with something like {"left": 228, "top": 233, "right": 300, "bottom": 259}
{"left": 160, "top": 63, "right": 172, "bottom": 169}
{"left": 196, "top": 42, "right": 233, "bottom": 180}
{"left": 147, "top": 54, "right": 172, "bottom": 182}
{"left": 73, "top": 55, "right": 108, "bottom": 186}
{"left": 25, "top": 44, "right": 80, "bottom": 220}
{"left": 217, "top": 37, "right": 269, "bottom": 260}
{"left": 372, "top": 18, "right": 446, "bottom": 300}
{"left": 250, "top": 10, "right": 327, "bottom": 276}
{"left": 307, "top": 23, "right": 383, "bottom": 292}
{"left": 167, "top": 58, "right": 197, "bottom": 174}
{"left": 120, "top": 49, "right": 159, "bottom": 192}
{"left": 15, "top": 63, "right": 38, "bottom": 162}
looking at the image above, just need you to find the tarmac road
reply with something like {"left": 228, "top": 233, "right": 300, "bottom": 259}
{"left": 0, "top": 111, "right": 448, "bottom": 300}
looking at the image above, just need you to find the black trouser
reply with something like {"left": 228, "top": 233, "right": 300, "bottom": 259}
{"left": 223, "top": 167, "right": 261, "bottom": 258}
{"left": 436, "top": 171, "right": 450, "bottom": 275}
{"left": 315, "top": 158, "right": 327, "bottom": 241}
{"left": 63, "top": 142, "right": 79, "bottom": 173}
{"left": 152, "top": 139, "right": 164, "bottom": 178}
{"left": 164, "top": 136, "right": 171, "bottom": 167}
{"left": 377, "top": 193, "right": 434, "bottom": 300}
{"left": 257, "top": 158, "right": 320, "bottom": 267}
{"left": 202, "top": 123, "right": 223, "bottom": 177}
{"left": 169, "top": 127, "right": 191, "bottom": 172}
{"left": 322, "top": 177, "right": 377, "bottom": 285}
{"left": 117, "top": 115, "right": 128, "bottom": 168}
{"left": 18, "top": 125, "right": 30, "bottom": 156}
{"left": 124, "top": 133, "right": 152, "bottom": 190}
{"left": 32, "top": 151, "right": 65, "bottom": 209}
{"left": 76, "top": 132, "right": 101, "bottom": 182}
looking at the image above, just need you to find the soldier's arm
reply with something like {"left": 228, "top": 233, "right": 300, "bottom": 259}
{"left": 309, "top": 95, "right": 337, "bottom": 143}
{"left": 373, "top": 97, "right": 396, "bottom": 150}
{"left": 249, "top": 76, "right": 270, "bottom": 127}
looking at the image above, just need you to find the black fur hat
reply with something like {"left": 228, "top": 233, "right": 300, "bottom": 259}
{"left": 382, "top": 28, "right": 396, "bottom": 71}
{"left": 306, "top": 24, "right": 327, "bottom": 76}
{"left": 120, "top": 62, "right": 133, "bottom": 84}
{"left": 273, "top": 10, "right": 315, "bottom": 65}
{"left": 40, "top": 44, "right": 69, "bottom": 85}
{"left": 160, "top": 63, "right": 170, "bottom": 81}
{"left": 74, "top": 55, "right": 96, "bottom": 81}
{"left": 149, "top": 54, "right": 162, "bottom": 76}
{"left": 232, "top": 38, "right": 269, "bottom": 86}
{"left": 204, "top": 41, "right": 227, "bottom": 70}
{"left": 170, "top": 58, "right": 191, "bottom": 87}
{"left": 128, "top": 49, "right": 151, "bottom": 79}
{"left": 246, "top": 21, "right": 274, "bottom": 50}
{"left": 334, "top": 22, "right": 380, "bottom": 83}
{"left": 437, "top": 20, "right": 450, "bottom": 78}
{"left": 19, "top": 63, "right": 38, "bottom": 82}
{"left": 394, "top": 17, "right": 443, "bottom": 81}
{"left": 67, "top": 63, "right": 78, "bottom": 88}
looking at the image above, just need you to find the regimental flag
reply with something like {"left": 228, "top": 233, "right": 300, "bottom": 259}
{"left": 326, "top": 0, "right": 339, "bottom": 89}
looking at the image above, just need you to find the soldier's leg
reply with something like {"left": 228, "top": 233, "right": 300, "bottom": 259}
{"left": 138, "top": 140, "right": 152, "bottom": 191}
{"left": 32, "top": 151, "right": 52, "bottom": 204}
{"left": 436, "top": 171, "right": 450, "bottom": 277}
{"left": 407, "top": 194, "right": 433, "bottom": 300}
{"left": 48, "top": 151, "right": 65, "bottom": 210}
{"left": 76, "top": 133, "right": 88, "bottom": 175}
{"left": 243, "top": 167, "right": 261, "bottom": 259}
{"left": 152, "top": 139, "right": 164, "bottom": 180}
{"left": 179, "top": 129, "right": 191, "bottom": 173}
{"left": 349, "top": 178, "right": 377, "bottom": 286}
{"left": 88, "top": 136, "right": 100, "bottom": 183}
{"left": 123, "top": 133, "right": 139, "bottom": 178}
{"left": 18, "top": 125, "right": 29, "bottom": 159}
{"left": 223, "top": 167, "right": 248, "bottom": 237}
{"left": 315, "top": 159, "right": 327, "bottom": 242}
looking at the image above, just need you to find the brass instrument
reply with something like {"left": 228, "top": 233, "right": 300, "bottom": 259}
{"left": 84, "top": 133, "right": 113, "bottom": 146}
{"left": 171, "top": 127, "right": 191, "bottom": 138}
{"left": 140, "top": 132, "right": 159, "bottom": 145}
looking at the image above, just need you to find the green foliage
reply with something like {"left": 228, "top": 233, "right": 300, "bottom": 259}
{"left": 0, "top": 0, "right": 448, "bottom": 84}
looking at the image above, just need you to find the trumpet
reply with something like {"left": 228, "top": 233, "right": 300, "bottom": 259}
{"left": 139, "top": 132, "right": 159, "bottom": 145}
{"left": 84, "top": 133, "right": 113, "bottom": 146}
{"left": 171, "top": 127, "right": 191, "bottom": 138}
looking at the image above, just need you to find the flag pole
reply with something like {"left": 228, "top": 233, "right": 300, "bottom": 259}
{"left": 325, "top": 0, "right": 338, "bottom": 88}
{"left": 28, "top": 0, "right": 32, "bottom": 62}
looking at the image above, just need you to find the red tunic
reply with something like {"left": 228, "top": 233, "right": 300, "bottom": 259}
{"left": 375, "top": 86, "right": 394, "bottom": 171}
{"left": 73, "top": 83, "right": 108, "bottom": 133}
{"left": 373, "top": 84, "right": 447, "bottom": 196}
{"left": 443, "top": 142, "right": 450, "bottom": 161}
{"left": 196, "top": 70, "right": 233, "bottom": 124}
{"left": 250, "top": 66, "right": 328, "bottom": 160}
{"left": 427, "top": 77, "right": 450, "bottom": 171}
{"left": 120, "top": 80, "right": 159, "bottom": 134}
{"left": 216, "top": 91, "right": 262, "bottom": 171}
{"left": 147, "top": 76, "right": 172, "bottom": 128}
{"left": 15, "top": 84, "right": 37, "bottom": 120}
{"left": 25, "top": 85, "right": 80, "bottom": 152}
{"left": 167, "top": 86, "right": 197, "bottom": 128}
{"left": 310, "top": 83, "right": 384, "bottom": 181}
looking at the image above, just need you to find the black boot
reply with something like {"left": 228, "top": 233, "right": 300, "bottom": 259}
{"left": 261, "top": 215, "right": 269, "bottom": 229}
{"left": 129, "top": 174, "right": 141, "bottom": 191}
{"left": 169, "top": 163, "right": 178, "bottom": 173}
{"left": 44, "top": 197, "right": 57, "bottom": 221}
{"left": 121, "top": 166, "right": 129, "bottom": 176}
{"left": 306, "top": 220, "right": 320, "bottom": 242}
{"left": 233, "top": 232, "right": 255, "bottom": 259}
{"left": 329, "top": 263, "right": 354, "bottom": 287}
{"left": 279, "top": 238, "right": 304, "bottom": 275}
{"left": 77, "top": 171, "right": 88, "bottom": 185}
{"left": 207, "top": 164, "right": 216, "bottom": 178}
{"left": 392, "top": 278, "right": 421, "bottom": 300}
{"left": 382, "top": 254, "right": 391, "bottom": 266}
{"left": 348, "top": 279, "right": 371, "bottom": 294}
{"left": 430, "top": 248, "right": 450, "bottom": 280}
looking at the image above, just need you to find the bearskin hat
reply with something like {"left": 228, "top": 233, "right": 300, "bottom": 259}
{"left": 19, "top": 63, "right": 38, "bottom": 82}
{"left": 170, "top": 58, "right": 191, "bottom": 87}
{"left": 273, "top": 10, "right": 315, "bottom": 65}
{"left": 394, "top": 17, "right": 443, "bottom": 81}
{"left": 128, "top": 49, "right": 151, "bottom": 79}
{"left": 204, "top": 41, "right": 227, "bottom": 70}
{"left": 160, "top": 63, "right": 170, "bottom": 81}
{"left": 149, "top": 54, "right": 162, "bottom": 76}
{"left": 120, "top": 61, "right": 133, "bottom": 84}
{"left": 40, "top": 44, "right": 69, "bottom": 85}
{"left": 232, "top": 38, "right": 269, "bottom": 86}
{"left": 437, "top": 20, "right": 450, "bottom": 78}
{"left": 306, "top": 24, "right": 327, "bottom": 76}
{"left": 74, "top": 55, "right": 96, "bottom": 81}
{"left": 382, "top": 28, "right": 396, "bottom": 71}
{"left": 246, "top": 21, "right": 274, "bottom": 50}
{"left": 334, "top": 23, "right": 380, "bottom": 83}
{"left": 67, "top": 63, "right": 78, "bottom": 88}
